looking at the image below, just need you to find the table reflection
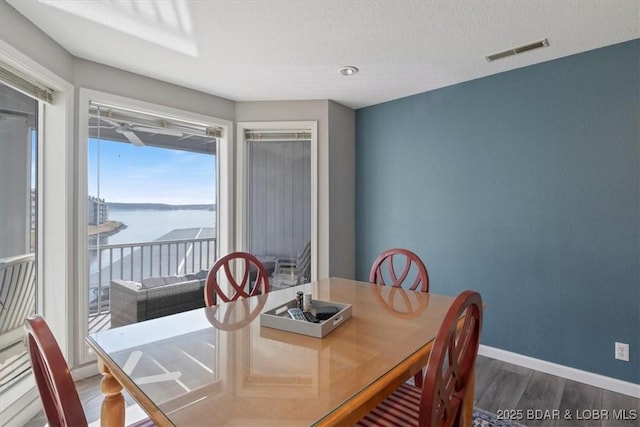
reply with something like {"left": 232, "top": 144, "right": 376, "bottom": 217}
{"left": 370, "top": 283, "right": 430, "bottom": 319}
{"left": 205, "top": 293, "right": 268, "bottom": 331}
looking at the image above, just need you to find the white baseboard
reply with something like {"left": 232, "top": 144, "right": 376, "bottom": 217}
{"left": 71, "top": 362, "right": 100, "bottom": 381}
{"left": 479, "top": 345, "right": 640, "bottom": 398}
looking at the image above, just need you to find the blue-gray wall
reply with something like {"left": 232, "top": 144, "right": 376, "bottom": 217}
{"left": 355, "top": 40, "right": 639, "bottom": 383}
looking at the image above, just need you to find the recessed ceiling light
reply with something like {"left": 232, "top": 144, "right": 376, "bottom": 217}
{"left": 339, "top": 66, "right": 359, "bottom": 76}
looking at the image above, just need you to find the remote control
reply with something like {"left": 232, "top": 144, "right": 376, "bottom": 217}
{"left": 303, "top": 311, "right": 319, "bottom": 323}
{"left": 287, "top": 308, "right": 305, "bottom": 321}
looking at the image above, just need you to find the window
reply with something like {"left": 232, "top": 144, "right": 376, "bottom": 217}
{"left": 78, "top": 89, "right": 231, "bottom": 364}
{"left": 0, "top": 45, "right": 74, "bottom": 419}
{"left": 237, "top": 122, "right": 317, "bottom": 290}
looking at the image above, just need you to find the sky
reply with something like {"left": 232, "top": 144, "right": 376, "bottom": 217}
{"left": 88, "top": 138, "right": 216, "bottom": 205}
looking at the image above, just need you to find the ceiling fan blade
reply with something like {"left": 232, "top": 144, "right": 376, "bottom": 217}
{"left": 92, "top": 117, "right": 120, "bottom": 127}
{"left": 131, "top": 125, "right": 183, "bottom": 136}
{"left": 116, "top": 127, "right": 145, "bottom": 146}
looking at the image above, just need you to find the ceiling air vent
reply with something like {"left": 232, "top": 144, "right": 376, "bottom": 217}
{"left": 485, "top": 38, "right": 549, "bottom": 62}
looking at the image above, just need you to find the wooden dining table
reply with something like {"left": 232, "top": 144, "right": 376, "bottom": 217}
{"left": 86, "top": 277, "right": 474, "bottom": 426}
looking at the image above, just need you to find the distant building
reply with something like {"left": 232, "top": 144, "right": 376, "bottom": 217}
{"left": 30, "top": 189, "right": 36, "bottom": 229}
{"left": 88, "top": 196, "right": 109, "bottom": 225}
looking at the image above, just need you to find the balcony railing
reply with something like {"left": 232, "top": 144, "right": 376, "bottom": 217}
{"left": 89, "top": 237, "right": 216, "bottom": 314}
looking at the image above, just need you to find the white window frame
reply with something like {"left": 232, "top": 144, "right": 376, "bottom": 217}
{"left": 0, "top": 41, "right": 74, "bottom": 424}
{"left": 236, "top": 121, "right": 318, "bottom": 283}
{"left": 76, "top": 89, "right": 233, "bottom": 367}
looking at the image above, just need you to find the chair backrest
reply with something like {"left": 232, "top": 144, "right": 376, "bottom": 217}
{"left": 295, "top": 241, "right": 312, "bottom": 283}
{"left": 24, "top": 315, "right": 88, "bottom": 427}
{"left": 1, "top": 254, "right": 36, "bottom": 339}
{"left": 204, "top": 252, "right": 270, "bottom": 306}
{"left": 420, "top": 290, "right": 483, "bottom": 427}
{"left": 273, "top": 241, "right": 312, "bottom": 286}
{"left": 369, "top": 248, "right": 429, "bottom": 292}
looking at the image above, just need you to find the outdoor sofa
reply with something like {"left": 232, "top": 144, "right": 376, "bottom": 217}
{"left": 110, "top": 270, "right": 208, "bottom": 327}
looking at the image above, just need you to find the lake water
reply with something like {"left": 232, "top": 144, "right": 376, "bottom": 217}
{"left": 105, "top": 208, "right": 216, "bottom": 244}
{"left": 88, "top": 208, "right": 216, "bottom": 277}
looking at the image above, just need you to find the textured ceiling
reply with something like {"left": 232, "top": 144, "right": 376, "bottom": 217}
{"left": 6, "top": 0, "right": 640, "bottom": 109}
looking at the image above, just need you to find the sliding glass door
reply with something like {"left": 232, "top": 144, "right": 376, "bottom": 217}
{"left": 0, "top": 82, "right": 39, "bottom": 390}
{"left": 82, "top": 94, "right": 223, "bottom": 342}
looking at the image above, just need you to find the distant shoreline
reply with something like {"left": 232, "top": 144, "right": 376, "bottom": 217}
{"left": 88, "top": 220, "right": 126, "bottom": 238}
{"left": 108, "top": 202, "right": 216, "bottom": 211}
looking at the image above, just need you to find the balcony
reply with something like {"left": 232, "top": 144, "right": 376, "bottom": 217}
{"left": 88, "top": 230, "right": 217, "bottom": 332}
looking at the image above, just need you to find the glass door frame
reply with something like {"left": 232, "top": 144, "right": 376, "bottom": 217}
{"left": 0, "top": 84, "right": 40, "bottom": 388}
{"left": 0, "top": 42, "right": 74, "bottom": 423}
{"left": 76, "top": 88, "right": 233, "bottom": 366}
{"left": 236, "top": 121, "right": 318, "bottom": 284}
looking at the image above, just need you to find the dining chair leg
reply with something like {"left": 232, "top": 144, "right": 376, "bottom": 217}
{"left": 99, "top": 359, "right": 126, "bottom": 427}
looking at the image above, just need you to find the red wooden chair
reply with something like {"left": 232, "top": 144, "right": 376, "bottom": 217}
{"left": 25, "top": 315, "right": 87, "bottom": 427}
{"left": 370, "top": 247, "right": 430, "bottom": 386}
{"left": 24, "top": 315, "right": 154, "bottom": 427}
{"left": 204, "top": 252, "right": 270, "bottom": 306}
{"left": 357, "top": 290, "right": 483, "bottom": 427}
{"left": 369, "top": 248, "right": 429, "bottom": 292}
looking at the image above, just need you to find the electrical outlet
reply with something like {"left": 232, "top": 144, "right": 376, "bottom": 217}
{"left": 615, "top": 342, "right": 629, "bottom": 361}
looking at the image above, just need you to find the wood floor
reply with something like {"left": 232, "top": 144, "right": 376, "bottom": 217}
{"left": 25, "top": 355, "right": 638, "bottom": 426}
{"left": 473, "top": 355, "right": 639, "bottom": 427}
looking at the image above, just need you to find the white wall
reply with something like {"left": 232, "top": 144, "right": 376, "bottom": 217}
{"left": 0, "top": 0, "right": 73, "bottom": 82}
{"left": 72, "top": 58, "right": 236, "bottom": 122}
